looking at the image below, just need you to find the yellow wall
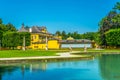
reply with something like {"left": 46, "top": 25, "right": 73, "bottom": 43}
{"left": 18, "top": 33, "right": 60, "bottom": 50}
{"left": 30, "top": 40, "right": 60, "bottom": 49}
{"left": 31, "top": 34, "right": 40, "bottom": 42}
{"left": 48, "top": 40, "right": 60, "bottom": 49}
{"left": 31, "top": 43, "right": 46, "bottom": 49}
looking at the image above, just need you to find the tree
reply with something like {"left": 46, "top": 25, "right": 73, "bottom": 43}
{"left": 2, "top": 32, "right": 19, "bottom": 49}
{"left": 98, "top": 11, "right": 119, "bottom": 46}
{"left": 73, "top": 31, "right": 78, "bottom": 39}
{"left": 98, "top": 2, "right": 120, "bottom": 47}
{"left": 114, "top": 2, "right": 120, "bottom": 12}
{"left": 55, "top": 31, "right": 61, "bottom": 36}
{"left": 105, "top": 29, "right": 120, "bottom": 47}
{"left": 80, "top": 32, "right": 97, "bottom": 40}
{"left": 0, "top": 24, "right": 6, "bottom": 32}
{"left": 18, "top": 32, "right": 31, "bottom": 46}
{"left": 0, "top": 18, "right": 2, "bottom": 24}
{"left": 61, "top": 31, "right": 67, "bottom": 39}
{"left": 2, "top": 32, "right": 30, "bottom": 49}
{"left": 6, "top": 23, "right": 17, "bottom": 31}
{"left": 0, "top": 24, "right": 6, "bottom": 48}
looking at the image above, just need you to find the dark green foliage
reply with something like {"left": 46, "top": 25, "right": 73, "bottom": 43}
{"left": 99, "top": 11, "right": 118, "bottom": 46}
{"left": 61, "top": 31, "right": 67, "bottom": 40}
{"left": 2, "top": 32, "right": 19, "bottom": 48}
{"left": 55, "top": 31, "right": 61, "bottom": 36}
{"left": 0, "top": 24, "right": 6, "bottom": 32}
{"left": 98, "top": 2, "right": 120, "bottom": 46}
{"left": 2, "top": 32, "right": 30, "bottom": 49}
{"left": 0, "top": 18, "right": 2, "bottom": 24}
{"left": 81, "top": 32, "right": 97, "bottom": 40}
{"left": 0, "top": 18, "right": 18, "bottom": 49}
{"left": 114, "top": 2, "right": 120, "bottom": 11}
{"left": 0, "top": 31, "right": 3, "bottom": 40}
{"left": 105, "top": 29, "right": 120, "bottom": 46}
{"left": 55, "top": 30, "right": 97, "bottom": 40}
{"left": 18, "top": 32, "right": 31, "bottom": 46}
{"left": 6, "top": 23, "right": 17, "bottom": 31}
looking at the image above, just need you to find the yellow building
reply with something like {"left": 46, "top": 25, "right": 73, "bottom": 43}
{"left": 18, "top": 25, "right": 92, "bottom": 50}
{"left": 18, "top": 25, "right": 60, "bottom": 50}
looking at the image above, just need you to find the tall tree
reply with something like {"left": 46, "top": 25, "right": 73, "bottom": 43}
{"left": 98, "top": 2, "right": 120, "bottom": 47}
{"left": 55, "top": 31, "right": 61, "bottom": 36}
{"left": 105, "top": 29, "right": 120, "bottom": 46}
{"left": 98, "top": 11, "right": 118, "bottom": 46}
{"left": 0, "top": 18, "right": 2, "bottom": 24}
{"left": 61, "top": 31, "right": 67, "bottom": 39}
{"left": 114, "top": 2, "right": 120, "bottom": 12}
{"left": 6, "top": 23, "right": 16, "bottom": 31}
{"left": 2, "top": 32, "right": 30, "bottom": 49}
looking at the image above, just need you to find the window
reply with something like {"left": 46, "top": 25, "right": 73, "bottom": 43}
{"left": 34, "top": 46, "right": 38, "bottom": 48}
{"left": 34, "top": 36, "right": 36, "bottom": 39}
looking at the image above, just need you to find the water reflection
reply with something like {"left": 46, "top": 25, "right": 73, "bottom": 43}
{"left": 2, "top": 54, "right": 120, "bottom": 80}
{"left": 21, "top": 62, "right": 47, "bottom": 73}
{"left": 0, "top": 66, "right": 18, "bottom": 80}
{"left": 99, "top": 54, "right": 120, "bottom": 80}
{"left": 0, "top": 59, "right": 100, "bottom": 80}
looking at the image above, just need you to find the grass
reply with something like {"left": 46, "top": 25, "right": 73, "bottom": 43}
{"left": 0, "top": 48, "right": 120, "bottom": 58}
{"left": 0, "top": 50, "right": 62, "bottom": 58}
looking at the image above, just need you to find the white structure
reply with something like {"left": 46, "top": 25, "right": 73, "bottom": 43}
{"left": 60, "top": 39, "right": 92, "bottom": 48}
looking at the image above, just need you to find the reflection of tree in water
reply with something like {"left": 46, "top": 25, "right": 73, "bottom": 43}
{"left": 98, "top": 54, "right": 120, "bottom": 80}
{"left": 0, "top": 66, "right": 18, "bottom": 80}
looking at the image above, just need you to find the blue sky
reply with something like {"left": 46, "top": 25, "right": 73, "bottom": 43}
{"left": 0, "top": 0, "right": 119, "bottom": 33}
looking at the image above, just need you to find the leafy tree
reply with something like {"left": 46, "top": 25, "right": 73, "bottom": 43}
{"left": 2, "top": 32, "right": 30, "bottom": 49}
{"left": 98, "top": 2, "right": 120, "bottom": 47}
{"left": 73, "top": 31, "right": 79, "bottom": 39}
{"left": 61, "top": 31, "right": 67, "bottom": 39}
{"left": 18, "top": 32, "right": 31, "bottom": 46}
{"left": 67, "top": 32, "right": 71, "bottom": 38}
{"left": 81, "top": 32, "right": 97, "bottom": 40}
{"left": 0, "top": 23, "right": 6, "bottom": 48}
{"left": 105, "top": 29, "right": 120, "bottom": 46}
{"left": 114, "top": 2, "right": 120, "bottom": 12}
{"left": 0, "top": 19, "right": 17, "bottom": 49}
{"left": 6, "top": 23, "right": 16, "bottom": 31}
{"left": 98, "top": 11, "right": 119, "bottom": 46}
{"left": 0, "top": 18, "right": 2, "bottom": 24}
{"left": 0, "top": 24, "right": 6, "bottom": 32}
{"left": 2, "top": 32, "right": 19, "bottom": 49}
{"left": 55, "top": 31, "right": 61, "bottom": 36}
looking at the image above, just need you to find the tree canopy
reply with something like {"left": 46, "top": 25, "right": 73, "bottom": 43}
{"left": 98, "top": 2, "right": 120, "bottom": 47}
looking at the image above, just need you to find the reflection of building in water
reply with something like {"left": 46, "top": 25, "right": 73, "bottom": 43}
{"left": 20, "top": 62, "right": 47, "bottom": 73}
{"left": 21, "top": 65, "right": 25, "bottom": 76}
{"left": 28, "top": 62, "right": 47, "bottom": 72}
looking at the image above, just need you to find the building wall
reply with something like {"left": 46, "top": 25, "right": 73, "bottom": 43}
{"left": 31, "top": 34, "right": 40, "bottom": 42}
{"left": 48, "top": 40, "right": 59, "bottom": 49}
{"left": 18, "top": 33, "right": 92, "bottom": 50}
{"left": 30, "top": 43, "right": 46, "bottom": 49}
{"left": 30, "top": 34, "right": 60, "bottom": 49}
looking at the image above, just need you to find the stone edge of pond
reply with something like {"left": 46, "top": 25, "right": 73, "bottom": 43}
{"left": 71, "top": 51, "right": 120, "bottom": 54}
{"left": 0, "top": 55, "right": 94, "bottom": 64}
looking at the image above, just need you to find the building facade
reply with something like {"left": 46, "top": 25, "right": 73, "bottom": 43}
{"left": 18, "top": 25, "right": 92, "bottom": 50}
{"left": 18, "top": 25, "right": 60, "bottom": 49}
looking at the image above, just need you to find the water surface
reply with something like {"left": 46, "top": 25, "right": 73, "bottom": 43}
{"left": 0, "top": 54, "right": 120, "bottom": 80}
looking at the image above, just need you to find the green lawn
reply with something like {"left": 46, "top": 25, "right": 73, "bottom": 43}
{"left": 0, "top": 49, "right": 120, "bottom": 58}
{"left": 0, "top": 50, "right": 61, "bottom": 58}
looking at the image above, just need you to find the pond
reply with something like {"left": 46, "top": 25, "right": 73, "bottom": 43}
{"left": 0, "top": 54, "right": 120, "bottom": 80}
